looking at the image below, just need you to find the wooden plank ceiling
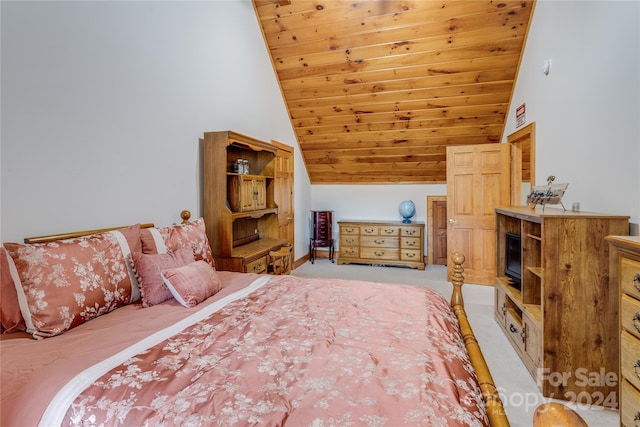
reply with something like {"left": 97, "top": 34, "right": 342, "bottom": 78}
{"left": 253, "top": 0, "right": 535, "bottom": 184}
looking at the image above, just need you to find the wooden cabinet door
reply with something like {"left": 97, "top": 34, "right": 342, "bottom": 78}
{"left": 272, "top": 140, "right": 294, "bottom": 246}
{"left": 446, "top": 144, "right": 510, "bottom": 285}
{"left": 240, "top": 176, "right": 257, "bottom": 211}
{"left": 523, "top": 312, "right": 542, "bottom": 371}
{"left": 254, "top": 177, "right": 267, "bottom": 209}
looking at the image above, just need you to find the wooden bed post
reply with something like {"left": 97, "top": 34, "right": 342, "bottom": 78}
{"left": 449, "top": 253, "right": 510, "bottom": 427}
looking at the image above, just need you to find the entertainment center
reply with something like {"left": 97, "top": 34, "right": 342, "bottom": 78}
{"left": 494, "top": 206, "right": 629, "bottom": 407}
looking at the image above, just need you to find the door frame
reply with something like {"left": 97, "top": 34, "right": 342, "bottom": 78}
{"left": 426, "top": 195, "right": 447, "bottom": 265}
{"left": 507, "top": 122, "right": 536, "bottom": 204}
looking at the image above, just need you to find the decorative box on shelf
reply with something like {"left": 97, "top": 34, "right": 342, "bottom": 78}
{"left": 526, "top": 175, "right": 569, "bottom": 210}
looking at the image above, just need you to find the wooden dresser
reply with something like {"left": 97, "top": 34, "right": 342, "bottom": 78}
{"left": 337, "top": 220, "right": 424, "bottom": 270}
{"left": 607, "top": 235, "right": 640, "bottom": 425}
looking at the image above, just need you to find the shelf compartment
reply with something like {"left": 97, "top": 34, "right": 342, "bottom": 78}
{"left": 231, "top": 208, "right": 278, "bottom": 220}
{"left": 527, "top": 267, "right": 543, "bottom": 278}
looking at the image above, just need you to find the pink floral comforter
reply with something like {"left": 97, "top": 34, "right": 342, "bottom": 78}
{"left": 3, "top": 273, "right": 488, "bottom": 427}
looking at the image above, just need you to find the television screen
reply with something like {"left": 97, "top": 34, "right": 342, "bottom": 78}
{"left": 505, "top": 232, "right": 522, "bottom": 289}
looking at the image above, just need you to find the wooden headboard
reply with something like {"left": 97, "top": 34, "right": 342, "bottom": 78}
{"left": 24, "top": 223, "right": 155, "bottom": 244}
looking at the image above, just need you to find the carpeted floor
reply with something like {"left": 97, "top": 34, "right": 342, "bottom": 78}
{"left": 291, "top": 259, "right": 618, "bottom": 427}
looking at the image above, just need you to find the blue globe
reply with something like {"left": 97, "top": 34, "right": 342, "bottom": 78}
{"left": 398, "top": 200, "right": 416, "bottom": 223}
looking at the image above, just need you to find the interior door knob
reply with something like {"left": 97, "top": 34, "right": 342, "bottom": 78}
{"left": 448, "top": 218, "right": 458, "bottom": 225}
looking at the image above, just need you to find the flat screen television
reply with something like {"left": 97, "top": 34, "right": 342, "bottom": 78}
{"left": 504, "top": 232, "right": 522, "bottom": 289}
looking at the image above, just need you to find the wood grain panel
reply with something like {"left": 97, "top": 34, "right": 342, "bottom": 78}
{"left": 253, "top": 0, "right": 535, "bottom": 184}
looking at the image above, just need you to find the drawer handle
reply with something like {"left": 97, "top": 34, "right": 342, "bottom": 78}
{"left": 347, "top": 238, "right": 355, "bottom": 243}
{"left": 374, "top": 251, "right": 385, "bottom": 257}
{"left": 521, "top": 328, "right": 526, "bottom": 343}
{"left": 501, "top": 303, "right": 506, "bottom": 315}
{"left": 634, "top": 312, "right": 640, "bottom": 334}
{"left": 406, "top": 230, "right": 416, "bottom": 236}
{"left": 635, "top": 412, "right": 640, "bottom": 422}
{"left": 405, "top": 253, "right": 415, "bottom": 258}
{"left": 384, "top": 229, "right": 394, "bottom": 234}
{"left": 635, "top": 360, "right": 640, "bottom": 381}
{"left": 405, "top": 241, "right": 416, "bottom": 246}
{"left": 365, "top": 228, "right": 374, "bottom": 233}
{"left": 634, "top": 273, "right": 640, "bottom": 292}
{"left": 374, "top": 239, "right": 385, "bottom": 244}
{"left": 509, "top": 323, "right": 517, "bottom": 334}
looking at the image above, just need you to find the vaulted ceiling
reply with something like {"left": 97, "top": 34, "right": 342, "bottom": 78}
{"left": 253, "top": 0, "right": 535, "bottom": 184}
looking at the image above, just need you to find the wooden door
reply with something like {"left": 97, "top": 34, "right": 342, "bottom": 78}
{"left": 433, "top": 200, "right": 448, "bottom": 265}
{"left": 272, "top": 140, "right": 294, "bottom": 246}
{"left": 446, "top": 144, "right": 511, "bottom": 285}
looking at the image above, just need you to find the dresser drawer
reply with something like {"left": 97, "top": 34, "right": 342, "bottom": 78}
{"left": 622, "top": 330, "right": 640, "bottom": 391}
{"left": 245, "top": 256, "right": 267, "bottom": 274}
{"left": 360, "top": 247, "right": 399, "bottom": 261}
{"left": 400, "top": 249, "right": 421, "bottom": 262}
{"left": 401, "top": 237, "right": 421, "bottom": 249}
{"left": 340, "top": 235, "right": 360, "bottom": 246}
{"left": 360, "top": 226, "right": 399, "bottom": 236}
{"left": 505, "top": 309, "right": 525, "bottom": 354}
{"left": 621, "top": 379, "right": 640, "bottom": 427}
{"left": 340, "top": 247, "right": 359, "bottom": 257}
{"left": 379, "top": 226, "right": 399, "bottom": 236}
{"left": 622, "top": 294, "right": 640, "bottom": 340}
{"left": 361, "top": 236, "right": 399, "bottom": 248}
{"left": 400, "top": 227, "right": 421, "bottom": 237}
{"left": 622, "top": 256, "right": 640, "bottom": 300}
{"left": 361, "top": 226, "right": 379, "bottom": 235}
{"left": 341, "top": 226, "right": 360, "bottom": 235}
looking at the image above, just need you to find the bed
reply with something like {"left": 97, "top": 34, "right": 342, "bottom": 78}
{"left": 0, "top": 212, "right": 579, "bottom": 426}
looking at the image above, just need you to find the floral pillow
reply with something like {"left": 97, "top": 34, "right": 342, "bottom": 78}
{"left": 3, "top": 229, "right": 139, "bottom": 338}
{"left": 140, "top": 218, "right": 215, "bottom": 268}
{"left": 161, "top": 260, "right": 222, "bottom": 308}
{"left": 0, "top": 247, "right": 26, "bottom": 334}
{"left": 130, "top": 246, "right": 195, "bottom": 307}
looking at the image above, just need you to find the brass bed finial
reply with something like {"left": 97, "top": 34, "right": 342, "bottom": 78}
{"left": 180, "top": 210, "right": 192, "bottom": 224}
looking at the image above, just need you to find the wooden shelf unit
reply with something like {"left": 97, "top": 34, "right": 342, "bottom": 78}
{"left": 202, "top": 131, "right": 289, "bottom": 273}
{"left": 494, "top": 206, "right": 629, "bottom": 407}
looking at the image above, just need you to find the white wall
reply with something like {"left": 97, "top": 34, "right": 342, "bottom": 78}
{"left": 0, "top": 0, "right": 312, "bottom": 255}
{"left": 311, "top": 184, "right": 446, "bottom": 245}
{"left": 503, "top": 0, "right": 639, "bottom": 229}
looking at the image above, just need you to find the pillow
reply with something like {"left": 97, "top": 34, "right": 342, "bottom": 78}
{"left": 140, "top": 218, "right": 215, "bottom": 268}
{"left": 117, "top": 223, "right": 143, "bottom": 302}
{"left": 161, "top": 261, "right": 222, "bottom": 308}
{"left": 130, "top": 246, "right": 195, "bottom": 307}
{"left": 0, "top": 247, "right": 26, "bottom": 334}
{"left": 4, "top": 229, "right": 138, "bottom": 338}
{"left": 120, "top": 223, "right": 143, "bottom": 254}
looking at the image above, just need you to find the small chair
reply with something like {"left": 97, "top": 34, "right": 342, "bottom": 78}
{"left": 268, "top": 245, "right": 293, "bottom": 275}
